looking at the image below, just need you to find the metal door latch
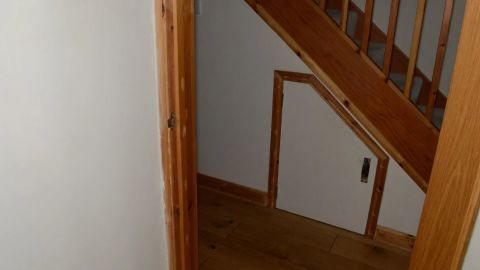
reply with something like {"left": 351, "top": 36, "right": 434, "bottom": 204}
{"left": 167, "top": 113, "right": 175, "bottom": 129}
{"left": 361, "top": 157, "right": 371, "bottom": 183}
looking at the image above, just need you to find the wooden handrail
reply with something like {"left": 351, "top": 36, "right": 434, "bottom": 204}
{"left": 404, "top": 0, "right": 427, "bottom": 99}
{"left": 426, "top": 0, "right": 455, "bottom": 120}
{"left": 341, "top": 0, "right": 349, "bottom": 33}
{"left": 383, "top": 0, "right": 400, "bottom": 81}
{"left": 361, "top": 0, "right": 374, "bottom": 53}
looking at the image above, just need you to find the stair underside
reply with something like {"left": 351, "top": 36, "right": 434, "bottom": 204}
{"left": 246, "top": 0, "right": 439, "bottom": 191}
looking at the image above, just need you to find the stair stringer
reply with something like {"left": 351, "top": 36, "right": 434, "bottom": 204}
{"left": 246, "top": 0, "right": 439, "bottom": 192}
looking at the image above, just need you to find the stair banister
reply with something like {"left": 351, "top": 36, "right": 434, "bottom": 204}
{"left": 341, "top": 0, "right": 350, "bottom": 33}
{"left": 426, "top": 0, "right": 455, "bottom": 120}
{"left": 405, "top": 0, "right": 427, "bottom": 99}
{"left": 383, "top": 0, "right": 400, "bottom": 81}
{"left": 360, "top": 0, "right": 374, "bottom": 53}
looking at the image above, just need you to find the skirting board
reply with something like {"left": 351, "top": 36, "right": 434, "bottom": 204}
{"left": 375, "top": 226, "right": 416, "bottom": 251}
{"left": 197, "top": 173, "right": 413, "bottom": 251}
{"left": 197, "top": 173, "right": 268, "bottom": 206}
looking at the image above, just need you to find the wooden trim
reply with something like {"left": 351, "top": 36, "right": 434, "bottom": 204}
{"left": 155, "top": 0, "right": 197, "bottom": 269}
{"left": 247, "top": 0, "right": 437, "bottom": 190}
{"left": 348, "top": 0, "right": 448, "bottom": 113}
{"left": 197, "top": 174, "right": 269, "bottom": 206}
{"left": 382, "top": 0, "right": 400, "bottom": 81}
{"left": 269, "top": 70, "right": 389, "bottom": 238}
{"left": 409, "top": 1, "right": 480, "bottom": 269}
{"left": 267, "top": 72, "right": 285, "bottom": 208}
{"left": 375, "top": 226, "right": 416, "bottom": 252}
{"left": 360, "top": 0, "right": 374, "bottom": 53}
{"left": 404, "top": 0, "right": 426, "bottom": 99}
{"left": 318, "top": 0, "right": 326, "bottom": 10}
{"left": 426, "top": 0, "right": 454, "bottom": 120}
{"left": 365, "top": 158, "right": 389, "bottom": 238}
{"left": 340, "top": 0, "right": 350, "bottom": 33}
{"left": 314, "top": 2, "right": 360, "bottom": 52}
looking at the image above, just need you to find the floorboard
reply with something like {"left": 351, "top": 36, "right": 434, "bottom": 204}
{"left": 199, "top": 187, "right": 410, "bottom": 270}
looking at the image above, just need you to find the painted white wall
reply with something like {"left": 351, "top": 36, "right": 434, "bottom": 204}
{"left": 352, "top": 0, "right": 466, "bottom": 95}
{"left": 0, "top": 1, "right": 168, "bottom": 269}
{"left": 463, "top": 216, "right": 480, "bottom": 269}
{"left": 197, "top": 0, "right": 424, "bottom": 235}
{"left": 377, "top": 161, "right": 425, "bottom": 235}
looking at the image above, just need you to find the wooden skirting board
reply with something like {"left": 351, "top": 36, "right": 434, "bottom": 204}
{"left": 198, "top": 172, "right": 413, "bottom": 251}
{"left": 375, "top": 226, "right": 416, "bottom": 252}
{"left": 197, "top": 173, "right": 269, "bottom": 206}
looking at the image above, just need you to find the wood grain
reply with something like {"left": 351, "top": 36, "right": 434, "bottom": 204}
{"left": 155, "top": 0, "right": 197, "bottom": 269}
{"left": 198, "top": 174, "right": 269, "bottom": 206}
{"left": 199, "top": 187, "right": 411, "bottom": 270}
{"left": 365, "top": 158, "right": 389, "bottom": 238}
{"left": 375, "top": 226, "right": 416, "bottom": 252}
{"left": 346, "top": 1, "right": 448, "bottom": 111}
{"left": 246, "top": 0, "right": 438, "bottom": 191}
{"left": 426, "top": 0, "right": 454, "bottom": 120}
{"left": 341, "top": 0, "right": 350, "bottom": 33}
{"left": 383, "top": 0, "right": 400, "bottom": 81}
{"left": 360, "top": 0, "right": 374, "bottom": 53}
{"left": 267, "top": 72, "right": 285, "bottom": 208}
{"left": 409, "top": 1, "right": 480, "bottom": 269}
{"left": 318, "top": 0, "right": 326, "bottom": 10}
{"left": 404, "top": 0, "right": 426, "bottom": 99}
{"left": 331, "top": 234, "right": 410, "bottom": 270}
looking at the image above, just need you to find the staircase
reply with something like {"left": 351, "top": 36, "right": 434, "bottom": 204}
{"left": 245, "top": 0, "right": 456, "bottom": 192}
{"left": 323, "top": 2, "right": 447, "bottom": 129}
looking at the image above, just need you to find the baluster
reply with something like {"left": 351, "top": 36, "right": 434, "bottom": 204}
{"left": 318, "top": 0, "right": 327, "bottom": 10}
{"left": 361, "top": 0, "right": 375, "bottom": 53}
{"left": 341, "top": 0, "right": 350, "bottom": 33}
{"left": 404, "top": 0, "right": 426, "bottom": 99}
{"left": 426, "top": 0, "right": 454, "bottom": 120}
{"left": 383, "top": 0, "right": 400, "bottom": 80}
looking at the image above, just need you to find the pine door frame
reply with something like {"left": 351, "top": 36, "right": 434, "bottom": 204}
{"left": 154, "top": 0, "right": 480, "bottom": 269}
{"left": 155, "top": 0, "right": 197, "bottom": 269}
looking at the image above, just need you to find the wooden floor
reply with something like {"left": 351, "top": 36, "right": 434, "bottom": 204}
{"left": 198, "top": 187, "right": 411, "bottom": 270}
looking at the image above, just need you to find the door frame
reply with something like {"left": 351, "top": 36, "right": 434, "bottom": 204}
{"left": 155, "top": 0, "right": 480, "bottom": 269}
{"left": 155, "top": 0, "right": 197, "bottom": 269}
{"left": 267, "top": 70, "right": 389, "bottom": 238}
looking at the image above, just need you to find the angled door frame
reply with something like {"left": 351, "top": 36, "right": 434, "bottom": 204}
{"left": 155, "top": 0, "right": 197, "bottom": 269}
{"left": 267, "top": 70, "right": 389, "bottom": 238}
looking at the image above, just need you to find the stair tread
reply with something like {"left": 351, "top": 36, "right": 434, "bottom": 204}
{"left": 247, "top": 0, "right": 438, "bottom": 190}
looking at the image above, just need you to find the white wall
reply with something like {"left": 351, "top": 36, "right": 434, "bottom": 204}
{"left": 463, "top": 215, "right": 480, "bottom": 269}
{"left": 352, "top": 0, "right": 466, "bottom": 95}
{"left": 0, "top": 1, "right": 168, "bottom": 269}
{"left": 196, "top": 0, "right": 424, "bottom": 235}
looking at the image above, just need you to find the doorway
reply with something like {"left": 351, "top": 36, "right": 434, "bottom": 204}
{"left": 156, "top": 0, "right": 480, "bottom": 269}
